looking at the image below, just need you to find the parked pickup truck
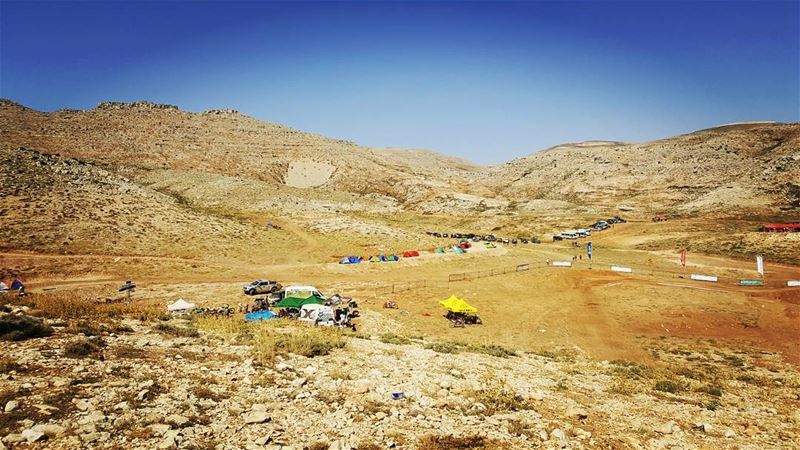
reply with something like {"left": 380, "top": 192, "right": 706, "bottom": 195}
{"left": 243, "top": 280, "right": 282, "bottom": 296}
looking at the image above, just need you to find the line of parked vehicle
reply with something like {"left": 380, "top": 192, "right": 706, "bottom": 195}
{"left": 424, "top": 231, "right": 541, "bottom": 245}
{"left": 552, "top": 216, "right": 626, "bottom": 241}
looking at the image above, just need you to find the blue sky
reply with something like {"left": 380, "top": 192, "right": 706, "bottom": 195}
{"left": 1, "top": 1, "right": 798, "bottom": 163}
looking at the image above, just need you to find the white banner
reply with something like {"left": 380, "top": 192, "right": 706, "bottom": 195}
{"left": 691, "top": 274, "right": 718, "bottom": 282}
{"left": 611, "top": 266, "right": 633, "bottom": 273}
{"left": 788, "top": 280, "right": 800, "bottom": 287}
{"left": 551, "top": 260, "right": 572, "bottom": 267}
{"left": 756, "top": 255, "right": 764, "bottom": 275}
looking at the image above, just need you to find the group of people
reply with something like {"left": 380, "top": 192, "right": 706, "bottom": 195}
{"left": 0, "top": 278, "right": 25, "bottom": 296}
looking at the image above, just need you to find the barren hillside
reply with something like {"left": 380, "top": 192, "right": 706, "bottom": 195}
{"left": 485, "top": 124, "right": 800, "bottom": 215}
{"left": 0, "top": 100, "right": 482, "bottom": 212}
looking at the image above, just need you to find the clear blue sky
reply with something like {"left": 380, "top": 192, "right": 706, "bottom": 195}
{"left": 1, "top": 1, "right": 798, "bottom": 163}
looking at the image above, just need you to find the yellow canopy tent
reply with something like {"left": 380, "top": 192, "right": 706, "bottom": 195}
{"left": 439, "top": 295, "right": 478, "bottom": 313}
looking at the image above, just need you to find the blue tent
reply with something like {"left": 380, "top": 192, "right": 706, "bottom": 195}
{"left": 348, "top": 256, "right": 362, "bottom": 263}
{"left": 245, "top": 310, "right": 276, "bottom": 321}
{"left": 10, "top": 279, "right": 23, "bottom": 290}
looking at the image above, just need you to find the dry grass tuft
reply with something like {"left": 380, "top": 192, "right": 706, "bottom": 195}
{"left": 417, "top": 434, "right": 508, "bottom": 450}
{"left": 463, "top": 373, "right": 534, "bottom": 415}
{"left": 63, "top": 337, "right": 104, "bottom": 358}
{"left": 251, "top": 321, "right": 346, "bottom": 364}
{"left": 193, "top": 316, "right": 251, "bottom": 343}
{"left": 379, "top": 333, "right": 411, "bottom": 345}
{"left": 153, "top": 322, "right": 200, "bottom": 338}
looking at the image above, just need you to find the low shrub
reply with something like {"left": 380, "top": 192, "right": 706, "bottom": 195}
{"left": 468, "top": 344, "right": 516, "bottom": 358}
{"left": 653, "top": 379, "right": 684, "bottom": 394}
{"left": 153, "top": 323, "right": 199, "bottom": 338}
{"left": 608, "top": 360, "right": 653, "bottom": 379}
{"left": 417, "top": 434, "right": 502, "bottom": 450}
{"left": 0, "top": 358, "right": 23, "bottom": 373}
{"left": 696, "top": 384, "right": 722, "bottom": 397}
{"left": 464, "top": 374, "right": 534, "bottom": 415}
{"left": 424, "top": 342, "right": 462, "bottom": 354}
{"left": 706, "top": 399, "right": 721, "bottom": 411}
{"left": 64, "top": 337, "right": 103, "bottom": 358}
{"left": 530, "top": 347, "right": 578, "bottom": 362}
{"left": 379, "top": 333, "right": 411, "bottom": 345}
{"left": 0, "top": 314, "right": 53, "bottom": 341}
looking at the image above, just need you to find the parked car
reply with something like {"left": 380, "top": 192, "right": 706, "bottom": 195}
{"left": 561, "top": 231, "right": 578, "bottom": 239}
{"left": 520, "top": 238, "right": 529, "bottom": 244}
{"left": 532, "top": 237, "right": 541, "bottom": 244}
{"left": 553, "top": 235, "right": 563, "bottom": 241}
{"left": 243, "top": 280, "right": 282, "bottom": 296}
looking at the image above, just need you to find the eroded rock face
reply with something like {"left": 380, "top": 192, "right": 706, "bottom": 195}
{"left": 284, "top": 159, "right": 336, "bottom": 188}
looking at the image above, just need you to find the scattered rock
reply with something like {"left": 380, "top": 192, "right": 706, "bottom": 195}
{"left": 166, "top": 414, "right": 190, "bottom": 428}
{"left": 20, "top": 429, "right": 46, "bottom": 443}
{"left": 566, "top": 405, "right": 589, "bottom": 421}
{"left": 243, "top": 411, "right": 271, "bottom": 424}
{"left": 31, "top": 424, "right": 66, "bottom": 438}
{"left": 4, "top": 400, "right": 19, "bottom": 413}
{"left": 352, "top": 380, "right": 371, "bottom": 394}
{"left": 655, "top": 421, "right": 679, "bottom": 434}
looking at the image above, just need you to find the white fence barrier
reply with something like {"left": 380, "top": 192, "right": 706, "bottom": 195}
{"left": 691, "top": 274, "right": 718, "bottom": 282}
{"left": 789, "top": 280, "right": 800, "bottom": 287}
{"left": 611, "top": 266, "right": 633, "bottom": 273}
{"left": 551, "top": 260, "right": 572, "bottom": 267}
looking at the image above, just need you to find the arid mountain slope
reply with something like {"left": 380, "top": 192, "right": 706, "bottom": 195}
{"left": 1, "top": 99, "right": 798, "bottom": 218}
{"left": 485, "top": 124, "right": 800, "bottom": 215}
{"left": 0, "top": 100, "right": 480, "bottom": 211}
{"left": 0, "top": 146, "right": 304, "bottom": 261}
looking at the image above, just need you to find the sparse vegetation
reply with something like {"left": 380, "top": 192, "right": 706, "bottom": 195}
{"left": 463, "top": 374, "right": 534, "bottom": 415}
{"left": 194, "top": 316, "right": 251, "bottom": 343}
{"left": 696, "top": 384, "right": 723, "bottom": 397}
{"left": 379, "top": 333, "right": 411, "bottom": 345}
{"left": 425, "top": 341, "right": 462, "bottom": 354}
{"left": 63, "top": 337, "right": 103, "bottom": 358}
{"left": 417, "top": 434, "right": 505, "bottom": 450}
{"left": 251, "top": 321, "right": 346, "bottom": 364}
{"left": 424, "top": 341, "right": 516, "bottom": 358}
{"left": 153, "top": 322, "right": 200, "bottom": 338}
{"left": 530, "top": 347, "right": 578, "bottom": 362}
{"left": 653, "top": 379, "right": 685, "bottom": 394}
{"left": 0, "top": 314, "right": 53, "bottom": 341}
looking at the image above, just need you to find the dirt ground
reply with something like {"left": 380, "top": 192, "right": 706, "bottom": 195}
{"left": 7, "top": 221, "right": 799, "bottom": 368}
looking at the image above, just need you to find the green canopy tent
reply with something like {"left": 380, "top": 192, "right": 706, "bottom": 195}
{"left": 275, "top": 295, "right": 324, "bottom": 309}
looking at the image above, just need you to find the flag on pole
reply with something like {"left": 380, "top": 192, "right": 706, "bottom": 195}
{"left": 756, "top": 255, "right": 764, "bottom": 276}
{"left": 680, "top": 249, "right": 687, "bottom": 267}
{"left": 587, "top": 241, "right": 592, "bottom": 260}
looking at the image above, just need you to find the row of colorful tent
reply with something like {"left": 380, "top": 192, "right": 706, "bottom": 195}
{"left": 339, "top": 242, "right": 475, "bottom": 264}
{"left": 339, "top": 254, "right": 405, "bottom": 264}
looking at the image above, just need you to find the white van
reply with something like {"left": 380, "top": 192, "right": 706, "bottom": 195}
{"left": 560, "top": 231, "right": 578, "bottom": 239}
{"left": 576, "top": 228, "right": 591, "bottom": 237}
{"left": 284, "top": 285, "right": 324, "bottom": 299}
